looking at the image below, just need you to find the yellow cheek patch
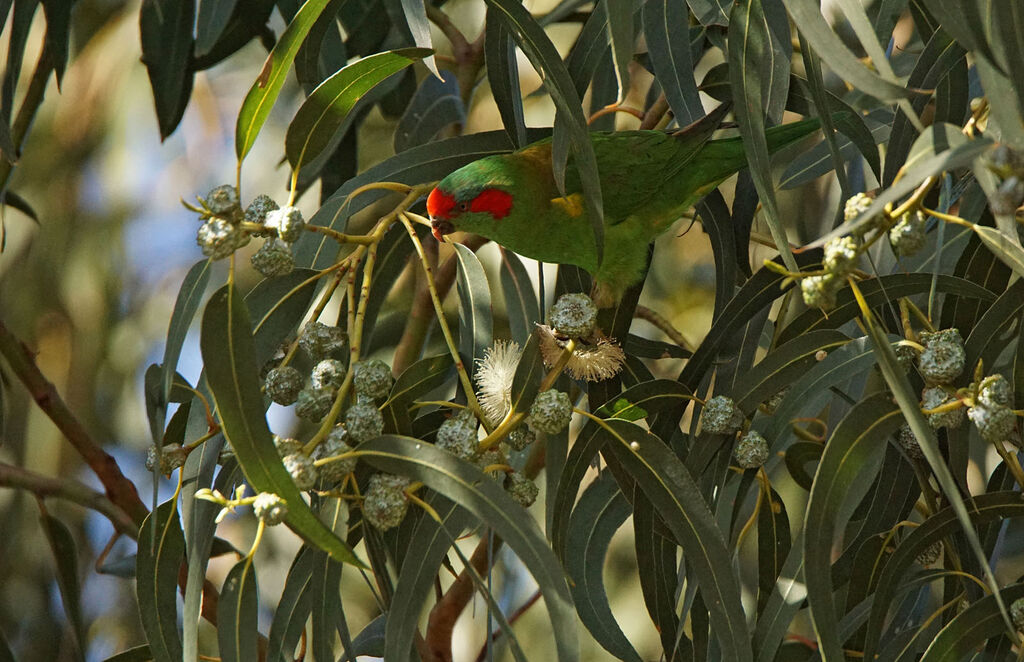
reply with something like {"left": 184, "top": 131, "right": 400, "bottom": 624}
{"left": 551, "top": 193, "right": 586, "bottom": 218}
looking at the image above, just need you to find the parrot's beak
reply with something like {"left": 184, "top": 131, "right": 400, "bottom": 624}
{"left": 430, "top": 218, "right": 454, "bottom": 242}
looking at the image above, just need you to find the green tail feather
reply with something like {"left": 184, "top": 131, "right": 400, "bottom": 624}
{"left": 696, "top": 116, "right": 825, "bottom": 186}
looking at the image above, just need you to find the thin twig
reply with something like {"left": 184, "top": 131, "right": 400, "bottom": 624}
{"left": 634, "top": 304, "right": 692, "bottom": 351}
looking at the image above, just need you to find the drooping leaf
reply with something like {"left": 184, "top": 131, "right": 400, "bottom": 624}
{"left": 565, "top": 474, "right": 642, "bottom": 662}
{"left": 217, "top": 558, "right": 260, "bottom": 662}
{"left": 286, "top": 48, "right": 432, "bottom": 172}
{"left": 600, "top": 420, "right": 752, "bottom": 662}
{"left": 485, "top": 5, "right": 527, "bottom": 147}
{"left": 267, "top": 547, "right": 316, "bottom": 662}
{"left": 394, "top": 69, "right": 465, "bottom": 152}
{"left": 803, "top": 393, "right": 903, "bottom": 661}
{"left": 102, "top": 646, "right": 153, "bottom": 662}
{"left": 136, "top": 499, "right": 185, "bottom": 662}
{"left": 757, "top": 486, "right": 791, "bottom": 615}
{"left": 453, "top": 243, "right": 493, "bottom": 378}
{"left": 160, "top": 260, "right": 210, "bottom": 428}
{"left": 604, "top": 0, "right": 634, "bottom": 101}
{"left": 643, "top": 0, "right": 704, "bottom": 124}
{"left": 41, "top": 514, "right": 85, "bottom": 659}
{"left": 195, "top": 0, "right": 239, "bottom": 57}
{"left": 919, "top": 584, "right": 1024, "bottom": 662}
{"left": 499, "top": 248, "right": 540, "bottom": 346}
{"left": 139, "top": 0, "right": 195, "bottom": 139}
{"left": 200, "top": 284, "right": 364, "bottom": 566}
{"left": 382, "top": 354, "right": 454, "bottom": 435}
{"left": 235, "top": 0, "right": 333, "bottom": 162}
{"left": 358, "top": 435, "right": 579, "bottom": 662}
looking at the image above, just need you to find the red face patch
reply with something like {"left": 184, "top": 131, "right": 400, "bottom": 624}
{"left": 426, "top": 188, "right": 456, "bottom": 219}
{"left": 469, "top": 189, "right": 513, "bottom": 219}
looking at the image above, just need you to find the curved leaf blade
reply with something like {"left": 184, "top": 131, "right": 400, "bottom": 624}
{"left": 453, "top": 243, "right": 493, "bottom": 376}
{"left": 136, "top": 499, "right": 185, "bottom": 662}
{"left": 286, "top": 47, "right": 432, "bottom": 172}
{"left": 217, "top": 558, "right": 260, "bottom": 662}
{"left": 235, "top": 0, "right": 333, "bottom": 162}
{"left": 200, "top": 284, "right": 364, "bottom": 567}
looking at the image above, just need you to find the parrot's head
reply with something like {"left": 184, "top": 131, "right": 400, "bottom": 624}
{"left": 426, "top": 158, "right": 518, "bottom": 242}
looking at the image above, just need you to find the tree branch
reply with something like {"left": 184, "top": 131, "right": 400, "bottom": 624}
{"left": 0, "top": 462, "right": 138, "bottom": 537}
{"left": 0, "top": 320, "right": 149, "bottom": 525}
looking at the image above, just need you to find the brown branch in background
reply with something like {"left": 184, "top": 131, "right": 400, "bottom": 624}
{"left": 425, "top": 4, "right": 485, "bottom": 107}
{"left": 393, "top": 235, "right": 490, "bottom": 375}
{"left": 634, "top": 304, "right": 692, "bottom": 351}
{"left": 0, "top": 320, "right": 150, "bottom": 525}
{"left": 473, "top": 589, "right": 542, "bottom": 662}
{"left": 0, "top": 462, "right": 139, "bottom": 537}
{"left": 421, "top": 537, "right": 506, "bottom": 662}
{"left": 639, "top": 92, "right": 670, "bottom": 130}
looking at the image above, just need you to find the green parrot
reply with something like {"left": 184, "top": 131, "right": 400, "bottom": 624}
{"left": 427, "top": 104, "right": 821, "bottom": 306}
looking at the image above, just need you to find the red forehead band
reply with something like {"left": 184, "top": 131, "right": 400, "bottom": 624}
{"left": 427, "top": 188, "right": 456, "bottom": 219}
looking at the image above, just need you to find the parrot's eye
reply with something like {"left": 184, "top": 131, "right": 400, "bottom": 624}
{"left": 457, "top": 202, "right": 469, "bottom": 212}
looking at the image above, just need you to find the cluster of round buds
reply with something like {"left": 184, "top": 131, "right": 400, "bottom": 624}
{"left": 299, "top": 322, "right": 346, "bottom": 360}
{"left": 194, "top": 185, "right": 249, "bottom": 260}
{"left": 251, "top": 238, "right": 294, "bottom": 278}
{"left": 896, "top": 425, "right": 925, "bottom": 460}
{"left": 346, "top": 397, "right": 384, "bottom": 443}
{"left": 505, "top": 472, "right": 539, "bottom": 507}
{"left": 915, "top": 540, "right": 942, "bottom": 567}
{"left": 252, "top": 492, "right": 288, "bottom": 526}
{"left": 549, "top": 293, "right": 598, "bottom": 338}
{"left": 1011, "top": 597, "right": 1024, "bottom": 631}
{"left": 245, "top": 194, "right": 279, "bottom": 225}
{"left": 265, "top": 366, "right": 303, "bottom": 405}
{"left": 266, "top": 206, "right": 306, "bottom": 243}
{"left": 528, "top": 390, "right": 572, "bottom": 434}
{"left": 314, "top": 425, "right": 355, "bottom": 485}
{"left": 274, "top": 435, "right": 303, "bottom": 457}
{"left": 146, "top": 443, "right": 188, "bottom": 474}
{"left": 435, "top": 409, "right": 479, "bottom": 461}
{"left": 921, "top": 387, "right": 964, "bottom": 430}
{"left": 283, "top": 452, "right": 318, "bottom": 491}
{"left": 362, "top": 473, "right": 411, "bottom": 530}
{"left": 197, "top": 218, "right": 250, "bottom": 260}
{"left": 295, "top": 386, "right": 334, "bottom": 422}
{"left": 802, "top": 234, "right": 861, "bottom": 311}
{"left": 506, "top": 425, "right": 536, "bottom": 451}
{"left": 353, "top": 359, "right": 393, "bottom": 401}
{"left": 734, "top": 431, "right": 770, "bottom": 469}
{"left": 701, "top": 395, "right": 744, "bottom": 435}
{"left": 967, "top": 374, "right": 1017, "bottom": 444}
{"left": 311, "top": 359, "right": 345, "bottom": 390}
{"left": 889, "top": 210, "right": 927, "bottom": 257}
{"left": 917, "top": 329, "right": 966, "bottom": 385}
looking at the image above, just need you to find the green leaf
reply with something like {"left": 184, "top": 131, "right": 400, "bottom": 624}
{"left": 358, "top": 435, "right": 579, "bottom": 662}
{"left": 485, "top": 6, "right": 527, "bottom": 147}
{"left": 285, "top": 48, "right": 431, "bottom": 172}
{"left": 391, "top": 0, "right": 438, "bottom": 76}
{"left": 41, "top": 514, "right": 85, "bottom": 659}
{"left": 604, "top": 0, "right": 634, "bottom": 102}
{"left": 498, "top": 248, "right": 540, "bottom": 346}
{"left": 972, "top": 225, "right": 1024, "bottom": 280}
{"left": 753, "top": 530, "right": 807, "bottom": 662}
{"left": 160, "top": 260, "right": 210, "bottom": 422}
{"left": 235, "top": 0, "right": 333, "bottom": 162}
{"left": 733, "top": 329, "right": 850, "bottom": 413}
{"left": 453, "top": 243, "right": 493, "bottom": 377}
{"left": 200, "top": 285, "right": 364, "bottom": 566}
{"left": 509, "top": 331, "right": 544, "bottom": 415}
{"left": 386, "top": 495, "right": 474, "bottom": 661}
{"left": 963, "top": 278, "right": 1024, "bottom": 377}
{"left": 195, "top": 0, "right": 238, "bottom": 57}
{"left": 484, "top": 0, "right": 605, "bottom": 263}
{"left": 310, "top": 548, "right": 343, "bottom": 662}
{"left": 601, "top": 420, "right": 752, "bottom": 662}
{"left": 783, "top": 441, "right": 822, "bottom": 491}
{"left": 779, "top": 118, "right": 889, "bottom": 190}
{"left": 729, "top": 0, "right": 796, "bottom": 270}
{"left": 803, "top": 393, "right": 903, "bottom": 661}
{"left": 783, "top": 0, "right": 913, "bottom": 101}
{"left": 920, "top": 583, "right": 1024, "bottom": 661}
{"left": 382, "top": 354, "right": 454, "bottom": 434}
{"left": 2, "top": 0, "right": 37, "bottom": 123}
{"left": 565, "top": 474, "right": 642, "bottom": 662}
{"left": 217, "top": 558, "right": 260, "bottom": 662}
{"left": 136, "top": 499, "right": 185, "bottom": 662}
{"left": 267, "top": 548, "right": 315, "bottom": 662}
{"left": 623, "top": 334, "right": 690, "bottom": 359}
{"left": 247, "top": 268, "right": 320, "bottom": 366}
{"left": 594, "top": 379, "right": 694, "bottom": 421}
{"left": 919, "top": 0, "right": 1005, "bottom": 78}
{"left": 643, "top": 0, "right": 703, "bottom": 124}
{"left": 394, "top": 70, "right": 465, "bottom": 152}
{"left": 686, "top": 0, "right": 729, "bottom": 26}
{"left": 40, "top": 0, "right": 72, "bottom": 84}
{"left": 349, "top": 615, "right": 386, "bottom": 657}
{"left": 102, "top": 646, "right": 153, "bottom": 662}
{"left": 757, "top": 486, "right": 791, "bottom": 615}
{"left": 863, "top": 491, "right": 1024, "bottom": 660}
{"left": 139, "top": 0, "right": 195, "bottom": 139}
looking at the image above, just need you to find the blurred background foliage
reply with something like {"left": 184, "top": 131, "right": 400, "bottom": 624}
{"left": 2, "top": 0, "right": 1024, "bottom": 661}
